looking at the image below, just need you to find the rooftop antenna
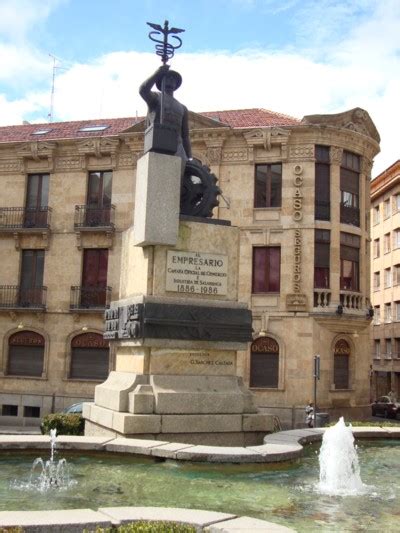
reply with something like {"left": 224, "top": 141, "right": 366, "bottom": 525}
{"left": 48, "top": 53, "right": 66, "bottom": 122}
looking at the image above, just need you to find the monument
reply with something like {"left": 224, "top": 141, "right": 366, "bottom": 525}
{"left": 83, "top": 21, "right": 274, "bottom": 445}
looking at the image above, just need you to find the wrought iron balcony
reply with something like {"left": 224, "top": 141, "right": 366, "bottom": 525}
{"left": 0, "top": 207, "right": 52, "bottom": 231}
{"left": 74, "top": 205, "right": 115, "bottom": 230}
{"left": 340, "top": 204, "right": 360, "bottom": 227}
{"left": 70, "top": 286, "right": 112, "bottom": 311}
{"left": 0, "top": 285, "right": 47, "bottom": 310}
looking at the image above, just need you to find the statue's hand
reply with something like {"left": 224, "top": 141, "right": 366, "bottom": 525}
{"left": 157, "top": 64, "right": 170, "bottom": 76}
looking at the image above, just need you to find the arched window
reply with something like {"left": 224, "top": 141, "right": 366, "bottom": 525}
{"left": 70, "top": 333, "right": 109, "bottom": 380}
{"left": 334, "top": 339, "right": 350, "bottom": 389}
{"left": 250, "top": 336, "right": 279, "bottom": 388}
{"left": 8, "top": 331, "right": 44, "bottom": 377}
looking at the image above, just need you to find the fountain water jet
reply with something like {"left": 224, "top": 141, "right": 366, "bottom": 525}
{"left": 317, "top": 417, "right": 368, "bottom": 496}
{"left": 11, "top": 429, "right": 75, "bottom": 493}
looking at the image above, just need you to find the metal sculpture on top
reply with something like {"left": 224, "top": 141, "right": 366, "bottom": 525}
{"left": 140, "top": 20, "right": 220, "bottom": 219}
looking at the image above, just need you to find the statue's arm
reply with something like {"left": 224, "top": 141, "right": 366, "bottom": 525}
{"left": 182, "top": 107, "right": 192, "bottom": 159}
{"left": 139, "top": 65, "right": 169, "bottom": 108}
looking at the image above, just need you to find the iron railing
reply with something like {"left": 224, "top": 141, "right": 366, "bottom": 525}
{"left": 74, "top": 205, "right": 115, "bottom": 229}
{"left": 0, "top": 285, "right": 47, "bottom": 309}
{"left": 340, "top": 203, "right": 360, "bottom": 227}
{"left": 0, "top": 207, "right": 52, "bottom": 230}
{"left": 70, "top": 286, "right": 112, "bottom": 310}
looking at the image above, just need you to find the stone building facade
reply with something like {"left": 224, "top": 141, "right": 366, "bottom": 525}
{"left": 370, "top": 160, "right": 400, "bottom": 399}
{"left": 0, "top": 107, "right": 379, "bottom": 427}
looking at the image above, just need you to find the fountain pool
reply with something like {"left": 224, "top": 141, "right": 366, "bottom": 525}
{"left": 0, "top": 440, "right": 399, "bottom": 532}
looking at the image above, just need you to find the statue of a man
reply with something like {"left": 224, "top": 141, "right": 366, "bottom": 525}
{"left": 139, "top": 65, "right": 192, "bottom": 162}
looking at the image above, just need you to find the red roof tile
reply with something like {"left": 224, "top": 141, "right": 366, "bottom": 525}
{"left": 0, "top": 108, "right": 300, "bottom": 144}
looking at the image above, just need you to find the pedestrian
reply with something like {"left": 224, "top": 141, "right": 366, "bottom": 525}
{"left": 388, "top": 390, "right": 396, "bottom": 403}
{"left": 305, "top": 402, "right": 314, "bottom": 428}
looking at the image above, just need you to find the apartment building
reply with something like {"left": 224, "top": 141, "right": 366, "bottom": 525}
{"left": 370, "top": 160, "right": 400, "bottom": 398}
{"left": 0, "top": 106, "right": 379, "bottom": 427}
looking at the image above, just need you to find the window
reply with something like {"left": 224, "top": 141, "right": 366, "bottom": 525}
{"left": 373, "top": 271, "right": 380, "bottom": 290}
{"left": 315, "top": 145, "right": 330, "bottom": 221}
{"left": 79, "top": 125, "right": 109, "bottom": 132}
{"left": 373, "top": 205, "right": 380, "bottom": 225}
{"left": 384, "top": 199, "right": 391, "bottom": 219}
{"left": 394, "top": 264, "right": 400, "bottom": 285}
{"left": 374, "top": 306, "right": 380, "bottom": 324}
{"left": 340, "top": 151, "right": 360, "bottom": 227}
{"left": 86, "top": 171, "right": 113, "bottom": 226}
{"left": 395, "top": 338, "right": 400, "bottom": 358}
{"left": 384, "top": 268, "right": 392, "bottom": 288}
{"left": 394, "top": 195, "right": 400, "bottom": 213}
{"left": 340, "top": 233, "right": 360, "bottom": 291}
{"left": 395, "top": 301, "right": 400, "bottom": 321}
{"left": 7, "top": 331, "right": 44, "bottom": 377}
{"left": 254, "top": 164, "right": 282, "bottom": 208}
{"left": 373, "top": 238, "right": 380, "bottom": 258}
{"left": 393, "top": 229, "right": 400, "bottom": 249}
{"left": 24, "top": 174, "right": 49, "bottom": 228}
{"left": 23, "top": 406, "right": 40, "bottom": 418}
{"left": 314, "top": 229, "right": 330, "bottom": 288}
{"left": 384, "top": 303, "right": 392, "bottom": 322}
{"left": 32, "top": 129, "right": 52, "bottom": 135}
{"left": 250, "top": 337, "right": 279, "bottom": 388}
{"left": 81, "top": 249, "right": 109, "bottom": 307}
{"left": 19, "top": 250, "right": 45, "bottom": 307}
{"left": 385, "top": 339, "right": 392, "bottom": 358}
{"left": 374, "top": 340, "right": 380, "bottom": 358}
{"left": 252, "top": 247, "right": 281, "bottom": 293}
{"left": 70, "top": 333, "right": 109, "bottom": 380}
{"left": 384, "top": 233, "right": 391, "bottom": 253}
{"left": 333, "top": 339, "right": 350, "bottom": 389}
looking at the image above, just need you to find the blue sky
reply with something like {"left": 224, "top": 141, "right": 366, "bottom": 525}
{"left": 0, "top": 0, "right": 399, "bottom": 176}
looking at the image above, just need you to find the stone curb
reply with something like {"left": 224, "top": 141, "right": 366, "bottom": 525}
{"left": 0, "top": 506, "right": 295, "bottom": 532}
{"left": 0, "top": 426, "right": 399, "bottom": 464}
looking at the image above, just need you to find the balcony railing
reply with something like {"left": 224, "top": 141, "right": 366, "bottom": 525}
{"left": 0, "top": 286, "right": 47, "bottom": 310}
{"left": 314, "top": 289, "right": 331, "bottom": 308}
{"left": 340, "top": 291, "right": 363, "bottom": 310}
{"left": 70, "top": 286, "right": 112, "bottom": 310}
{"left": 0, "top": 207, "right": 52, "bottom": 230}
{"left": 74, "top": 205, "right": 115, "bottom": 230}
{"left": 340, "top": 204, "right": 360, "bottom": 227}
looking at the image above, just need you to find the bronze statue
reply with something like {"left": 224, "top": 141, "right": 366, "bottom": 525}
{"left": 139, "top": 64, "right": 192, "bottom": 161}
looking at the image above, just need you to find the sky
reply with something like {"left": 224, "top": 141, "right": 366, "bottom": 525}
{"left": 0, "top": 0, "right": 399, "bottom": 177}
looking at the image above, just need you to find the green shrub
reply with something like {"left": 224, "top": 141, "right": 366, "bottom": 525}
{"left": 41, "top": 413, "right": 84, "bottom": 436}
{"left": 89, "top": 521, "right": 197, "bottom": 533}
{"left": 328, "top": 420, "right": 399, "bottom": 427}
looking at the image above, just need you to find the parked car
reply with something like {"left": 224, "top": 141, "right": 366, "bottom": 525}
{"left": 371, "top": 396, "right": 400, "bottom": 419}
{"left": 61, "top": 402, "right": 83, "bottom": 414}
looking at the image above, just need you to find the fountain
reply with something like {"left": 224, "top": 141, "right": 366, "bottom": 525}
{"left": 11, "top": 429, "right": 74, "bottom": 493}
{"left": 317, "top": 417, "right": 368, "bottom": 496}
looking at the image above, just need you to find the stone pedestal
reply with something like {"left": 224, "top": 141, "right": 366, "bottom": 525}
{"left": 84, "top": 153, "right": 273, "bottom": 445}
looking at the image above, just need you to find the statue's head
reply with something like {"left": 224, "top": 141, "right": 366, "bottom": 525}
{"left": 156, "top": 70, "right": 182, "bottom": 92}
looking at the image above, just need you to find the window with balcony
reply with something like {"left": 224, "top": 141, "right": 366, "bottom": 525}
{"left": 373, "top": 271, "right": 380, "bottom": 290}
{"left": 254, "top": 164, "right": 282, "bottom": 208}
{"left": 384, "top": 199, "right": 391, "bottom": 219}
{"left": 18, "top": 250, "right": 46, "bottom": 308}
{"left": 384, "top": 303, "right": 392, "bottom": 322}
{"left": 384, "top": 268, "right": 392, "bottom": 288}
{"left": 250, "top": 336, "right": 279, "bottom": 388}
{"left": 252, "top": 247, "right": 281, "bottom": 293}
{"left": 393, "top": 229, "right": 400, "bottom": 249}
{"left": 373, "top": 205, "right": 380, "bottom": 225}
{"left": 374, "top": 306, "right": 380, "bottom": 324}
{"left": 7, "top": 331, "right": 44, "bottom": 377}
{"left": 24, "top": 173, "right": 50, "bottom": 228}
{"left": 315, "top": 145, "right": 330, "bottom": 221}
{"left": 69, "top": 333, "right": 109, "bottom": 380}
{"left": 384, "top": 233, "right": 391, "bottom": 253}
{"left": 373, "top": 238, "right": 380, "bottom": 258}
{"left": 76, "top": 249, "right": 109, "bottom": 309}
{"left": 340, "top": 151, "right": 360, "bottom": 227}
{"left": 340, "top": 233, "right": 360, "bottom": 291}
{"left": 75, "top": 171, "right": 114, "bottom": 228}
{"left": 314, "top": 229, "right": 330, "bottom": 288}
{"left": 374, "top": 339, "right": 380, "bottom": 358}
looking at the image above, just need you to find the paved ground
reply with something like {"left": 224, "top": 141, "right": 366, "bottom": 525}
{"left": 0, "top": 426, "right": 41, "bottom": 434}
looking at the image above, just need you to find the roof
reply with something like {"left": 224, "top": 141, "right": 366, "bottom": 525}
{"left": 0, "top": 108, "right": 300, "bottom": 144}
{"left": 371, "top": 159, "right": 400, "bottom": 200}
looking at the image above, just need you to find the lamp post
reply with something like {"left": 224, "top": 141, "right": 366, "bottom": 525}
{"left": 313, "top": 354, "right": 320, "bottom": 428}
